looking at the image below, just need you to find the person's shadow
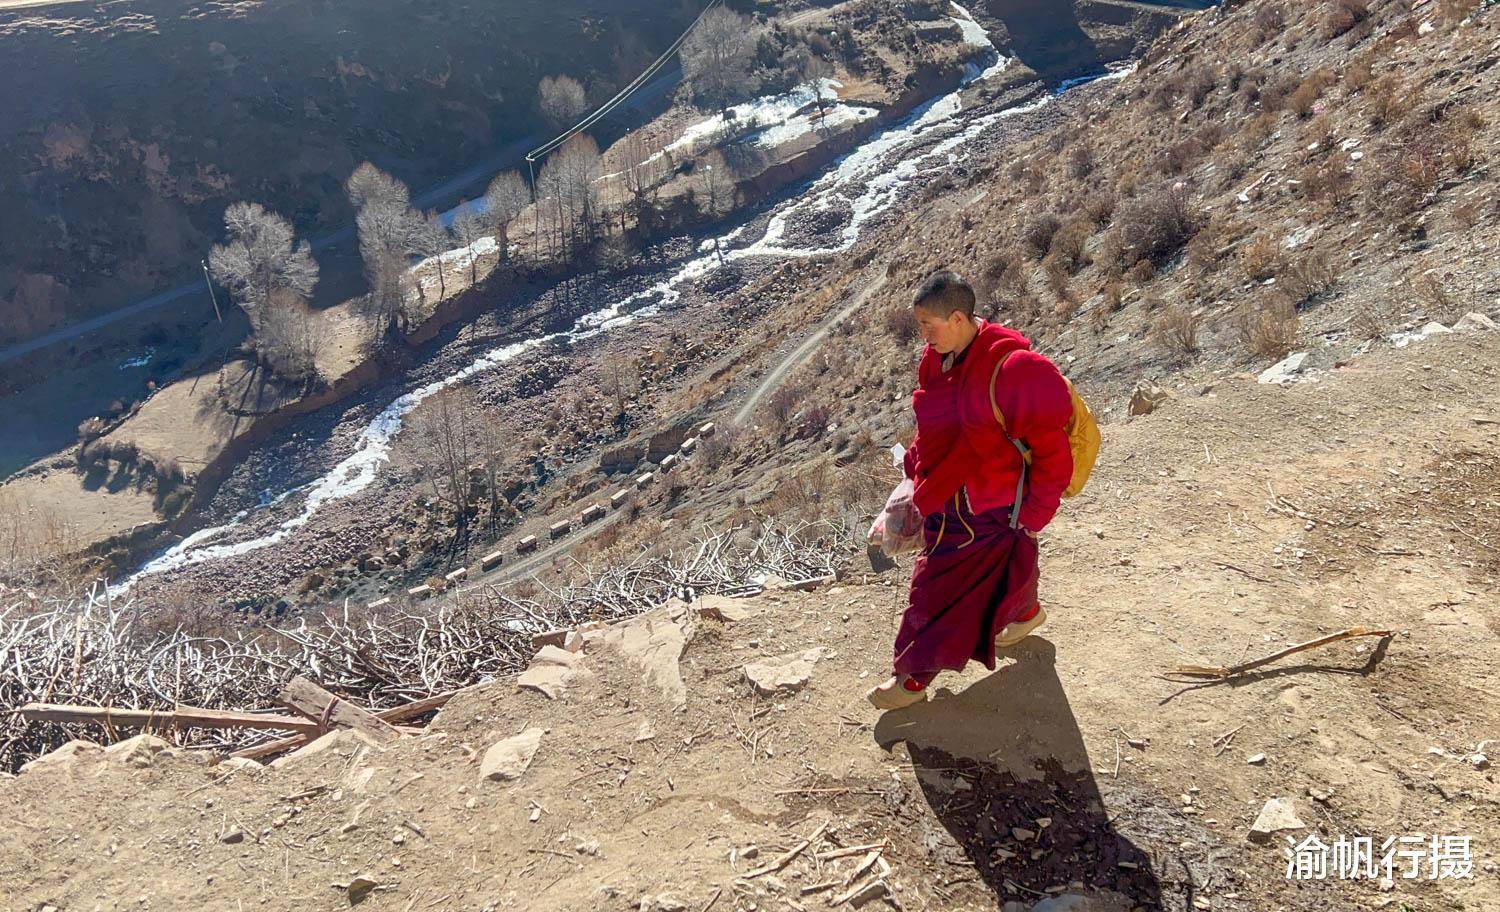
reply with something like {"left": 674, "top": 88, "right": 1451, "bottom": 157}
{"left": 875, "top": 639, "right": 1165, "bottom": 910}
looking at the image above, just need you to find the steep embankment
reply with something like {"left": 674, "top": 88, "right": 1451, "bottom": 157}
{"left": 3, "top": 327, "right": 1498, "bottom": 911}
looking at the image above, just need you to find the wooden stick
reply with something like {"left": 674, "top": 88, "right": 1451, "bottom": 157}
{"left": 743, "top": 820, "right": 829, "bottom": 878}
{"left": 230, "top": 691, "right": 455, "bottom": 761}
{"left": 1172, "top": 626, "right": 1394, "bottom": 679}
{"left": 16, "top": 703, "right": 321, "bottom": 734}
{"left": 279, "top": 676, "right": 401, "bottom": 744}
{"left": 816, "top": 842, "right": 886, "bottom": 861}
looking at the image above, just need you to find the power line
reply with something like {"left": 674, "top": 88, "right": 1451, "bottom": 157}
{"left": 525, "top": 0, "right": 723, "bottom": 194}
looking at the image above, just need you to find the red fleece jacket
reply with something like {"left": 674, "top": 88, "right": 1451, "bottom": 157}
{"left": 902, "top": 320, "right": 1074, "bottom": 532}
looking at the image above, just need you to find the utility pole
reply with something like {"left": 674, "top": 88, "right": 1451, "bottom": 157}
{"left": 202, "top": 259, "right": 223, "bottom": 323}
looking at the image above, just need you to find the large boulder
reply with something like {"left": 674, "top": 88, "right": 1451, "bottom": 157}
{"left": 104, "top": 733, "right": 171, "bottom": 768}
{"left": 19, "top": 739, "right": 101, "bottom": 773}
{"left": 582, "top": 611, "right": 690, "bottom": 711}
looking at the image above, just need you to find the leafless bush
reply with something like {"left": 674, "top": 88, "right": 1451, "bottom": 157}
{"left": 1280, "top": 250, "right": 1340, "bottom": 305}
{"left": 1408, "top": 271, "right": 1459, "bottom": 322}
{"left": 1238, "top": 233, "right": 1284, "bottom": 282}
{"left": 1048, "top": 219, "right": 1091, "bottom": 274}
{"left": 1082, "top": 191, "right": 1116, "bottom": 227}
{"left": 1366, "top": 74, "right": 1405, "bottom": 129}
{"left": 1350, "top": 300, "right": 1388, "bottom": 341}
{"left": 1153, "top": 303, "right": 1201, "bottom": 359}
{"left": 1116, "top": 188, "right": 1202, "bottom": 270}
{"left": 1253, "top": 3, "right": 1286, "bottom": 43}
{"left": 1067, "top": 145, "right": 1095, "bottom": 180}
{"left": 1023, "top": 212, "right": 1063, "bottom": 260}
{"left": 883, "top": 304, "right": 919, "bottom": 343}
{"left": 537, "top": 74, "right": 588, "bottom": 128}
{"left": 1289, "top": 69, "right": 1335, "bottom": 119}
{"left": 1321, "top": 0, "right": 1370, "bottom": 40}
{"left": 1238, "top": 293, "right": 1300, "bottom": 359}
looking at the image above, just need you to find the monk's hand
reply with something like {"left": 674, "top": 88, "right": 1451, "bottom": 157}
{"left": 1022, "top": 527, "right": 1038, "bottom": 540}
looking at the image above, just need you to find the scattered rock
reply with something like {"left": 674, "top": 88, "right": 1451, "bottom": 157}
{"left": 1257, "top": 352, "right": 1309, "bottom": 385}
{"left": 744, "top": 648, "right": 826, "bottom": 695}
{"left": 1246, "top": 753, "right": 1266, "bottom": 765}
{"left": 19, "top": 739, "right": 101, "bottom": 773}
{"left": 694, "top": 594, "right": 752, "bottom": 623}
{"left": 1248, "top": 797, "right": 1305, "bottom": 843}
{"left": 271, "top": 729, "right": 383, "bottom": 770}
{"left": 1472, "top": 753, "right": 1490, "bottom": 770}
{"left": 104, "top": 733, "right": 171, "bottom": 768}
{"left": 1390, "top": 322, "right": 1452, "bottom": 349}
{"left": 1011, "top": 826, "right": 1037, "bottom": 841}
{"left": 219, "top": 827, "right": 245, "bottom": 844}
{"left": 480, "top": 728, "right": 543, "bottom": 782}
{"left": 217, "top": 756, "right": 265, "bottom": 774}
{"left": 844, "top": 881, "right": 888, "bottom": 907}
{"left": 1454, "top": 311, "right": 1498, "bottom": 333}
{"left": 1128, "top": 380, "right": 1171, "bottom": 416}
{"left": 517, "top": 645, "right": 592, "bottom": 700}
{"left": 345, "top": 875, "right": 383, "bottom": 904}
{"left": 1029, "top": 892, "right": 1134, "bottom": 912}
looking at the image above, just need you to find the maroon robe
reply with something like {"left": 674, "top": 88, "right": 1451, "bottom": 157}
{"left": 891, "top": 492, "right": 1040, "bottom": 682}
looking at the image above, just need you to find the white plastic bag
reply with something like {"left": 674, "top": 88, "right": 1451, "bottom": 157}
{"left": 868, "top": 477, "right": 921, "bottom": 556}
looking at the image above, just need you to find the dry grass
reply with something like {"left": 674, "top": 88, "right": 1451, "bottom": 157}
{"left": 1280, "top": 250, "right": 1340, "bottom": 305}
{"left": 1321, "top": 0, "right": 1370, "bottom": 41}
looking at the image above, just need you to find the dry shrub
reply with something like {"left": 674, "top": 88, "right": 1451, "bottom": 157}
{"left": 1408, "top": 271, "right": 1458, "bottom": 321}
{"left": 1162, "top": 136, "right": 1204, "bottom": 175}
{"left": 1185, "top": 224, "right": 1222, "bottom": 273}
{"left": 1350, "top": 299, "right": 1388, "bottom": 341}
{"left": 1116, "top": 188, "right": 1202, "bottom": 270}
{"left": 1363, "top": 140, "right": 1443, "bottom": 218}
{"left": 1238, "top": 293, "right": 1300, "bottom": 359}
{"left": 1288, "top": 71, "right": 1332, "bottom": 119}
{"left": 1048, "top": 219, "right": 1091, "bottom": 273}
{"left": 1102, "top": 277, "right": 1124, "bottom": 312}
{"left": 1082, "top": 191, "right": 1117, "bottom": 227}
{"left": 1366, "top": 75, "right": 1405, "bottom": 129}
{"left": 1044, "top": 257, "right": 1076, "bottom": 312}
{"left": 1023, "top": 213, "right": 1063, "bottom": 259}
{"left": 1438, "top": 0, "right": 1481, "bottom": 22}
{"left": 1153, "top": 303, "right": 1201, "bottom": 359}
{"left": 1343, "top": 57, "right": 1374, "bottom": 92}
{"left": 1321, "top": 0, "right": 1370, "bottom": 40}
{"left": 1253, "top": 4, "right": 1285, "bottom": 44}
{"left": 1259, "top": 76, "right": 1298, "bottom": 113}
{"left": 1280, "top": 250, "right": 1339, "bottom": 304}
{"left": 699, "top": 424, "right": 743, "bottom": 470}
{"left": 883, "top": 304, "right": 919, "bottom": 343}
{"left": 1238, "top": 233, "right": 1285, "bottom": 282}
{"left": 1125, "top": 258, "right": 1156, "bottom": 287}
{"left": 1068, "top": 145, "right": 1095, "bottom": 180}
{"left": 1299, "top": 158, "right": 1352, "bottom": 204}
{"left": 1442, "top": 110, "right": 1485, "bottom": 175}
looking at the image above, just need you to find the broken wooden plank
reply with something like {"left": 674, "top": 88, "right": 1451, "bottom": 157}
{"left": 15, "top": 702, "right": 320, "bottom": 734}
{"left": 231, "top": 691, "right": 454, "bottom": 761}
{"left": 277, "top": 676, "right": 402, "bottom": 744}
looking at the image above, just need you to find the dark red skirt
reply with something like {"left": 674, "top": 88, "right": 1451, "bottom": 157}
{"left": 891, "top": 491, "right": 1040, "bottom": 679}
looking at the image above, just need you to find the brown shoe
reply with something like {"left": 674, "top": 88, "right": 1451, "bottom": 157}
{"left": 866, "top": 675, "right": 928, "bottom": 710}
{"left": 997, "top": 606, "right": 1047, "bottom": 648}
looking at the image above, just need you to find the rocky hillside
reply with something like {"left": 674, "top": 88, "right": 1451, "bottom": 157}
{"left": 4, "top": 326, "right": 1499, "bottom": 909}
{"left": 0, "top": 0, "right": 695, "bottom": 349}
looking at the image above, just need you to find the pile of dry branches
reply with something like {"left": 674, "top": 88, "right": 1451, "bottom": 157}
{"left": 1, "top": 521, "right": 851, "bottom": 771}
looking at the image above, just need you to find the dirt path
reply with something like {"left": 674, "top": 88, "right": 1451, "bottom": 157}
{"left": 734, "top": 270, "right": 888, "bottom": 426}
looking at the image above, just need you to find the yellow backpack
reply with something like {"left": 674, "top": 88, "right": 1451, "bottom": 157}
{"left": 988, "top": 353, "right": 1101, "bottom": 502}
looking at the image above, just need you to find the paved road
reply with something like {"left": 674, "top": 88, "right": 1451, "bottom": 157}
{"left": 0, "top": 66, "right": 682, "bottom": 369}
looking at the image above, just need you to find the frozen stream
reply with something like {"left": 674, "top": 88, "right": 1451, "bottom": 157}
{"left": 118, "top": 4, "right": 1127, "bottom": 592}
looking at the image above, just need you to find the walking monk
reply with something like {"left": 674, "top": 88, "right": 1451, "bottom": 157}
{"left": 868, "top": 270, "right": 1075, "bottom": 710}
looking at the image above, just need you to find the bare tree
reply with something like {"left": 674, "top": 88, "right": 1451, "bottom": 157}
{"left": 404, "top": 386, "right": 503, "bottom": 535}
{"left": 681, "top": 6, "right": 759, "bottom": 112}
{"left": 698, "top": 151, "right": 734, "bottom": 264}
{"left": 799, "top": 52, "right": 835, "bottom": 130}
{"left": 451, "top": 207, "right": 488, "bottom": 287}
{"left": 620, "top": 129, "right": 665, "bottom": 232}
{"left": 411, "top": 212, "right": 451, "bottom": 303}
{"left": 538, "top": 74, "right": 588, "bottom": 129}
{"left": 207, "top": 201, "right": 321, "bottom": 379}
{"left": 537, "top": 134, "right": 602, "bottom": 258}
{"left": 346, "top": 163, "right": 425, "bottom": 338}
{"left": 482, "top": 170, "right": 530, "bottom": 266}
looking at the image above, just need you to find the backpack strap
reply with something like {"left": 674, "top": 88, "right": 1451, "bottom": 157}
{"left": 988, "top": 351, "right": 1031, "bottom": 531}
